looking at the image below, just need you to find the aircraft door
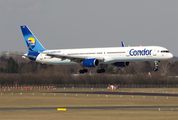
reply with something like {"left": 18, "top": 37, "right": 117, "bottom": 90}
{"left": 39, "top": 53, "right": 43, "bottom": 60}
{"left": 126, "top": 49, "right": 130, "bottom": 57}
{"left": 153, "top": 49, "right": 157, "bottom": 56}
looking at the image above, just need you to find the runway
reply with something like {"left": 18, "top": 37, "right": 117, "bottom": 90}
{"left": 50, "top": 91, "right": 178, "bottom": 97}
{"left": 0, "top": 106, "right": 178, "bottom": 111}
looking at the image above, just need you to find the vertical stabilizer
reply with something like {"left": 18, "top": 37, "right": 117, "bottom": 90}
{"left": 20, "top": 25, "right": 46, "bottom": 52}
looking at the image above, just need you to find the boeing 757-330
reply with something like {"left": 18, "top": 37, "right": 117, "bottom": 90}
{"left": 19, "top": 25, "right": 173, "bottom": 73}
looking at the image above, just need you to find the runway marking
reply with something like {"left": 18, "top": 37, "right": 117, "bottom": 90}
{"left": 57, "top": 108, "right": 67, "bottom": 111}
{"left": 49, "top": 91, "right": 178, "bottom": 97}
{"left": 0, "top": 106, "right": 178, "bottom": 111}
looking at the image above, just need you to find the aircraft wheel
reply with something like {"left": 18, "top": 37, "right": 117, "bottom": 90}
{"left": 83, "top": 69, "right": 88, "bottom": 73}
{"left": 153, "top": 67, "right": 158, "bottom": 71}
{"left": 97, "top": 70, "right": 101, "bottom": 73}
{"left": 79, "top": 70, "right": 84, "bottom": 74}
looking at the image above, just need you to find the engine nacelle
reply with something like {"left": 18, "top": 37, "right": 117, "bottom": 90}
{"left": 112, "top": 62, "right": 130, "bottom": 67}
{"left": 82, "top": 58, "right": 99, "bottom": 67}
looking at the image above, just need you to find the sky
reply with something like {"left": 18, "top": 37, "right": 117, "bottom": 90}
{"left": 0, "top": 0, "right": 178, "bottom": 56}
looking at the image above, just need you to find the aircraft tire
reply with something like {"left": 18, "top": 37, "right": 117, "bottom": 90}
{"left": 83, "top": 69, "right": 88, "bottom": 73}
{"left": 79, "top": 70, "right": 84, "bottom": 74}
{"left": 97, "top": 70, "right": 101, "bottom": 73}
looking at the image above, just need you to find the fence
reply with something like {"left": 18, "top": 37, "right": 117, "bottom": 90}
{"left": 0, "top": 84, "right": 177, "bottom": 90}
{"left": 0, "top": 85, "right": 56, "bottom": 92}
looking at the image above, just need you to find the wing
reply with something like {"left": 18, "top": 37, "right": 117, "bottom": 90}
{"left": 42, "top": 52, "right": 105, "bottom": 63}
{"left": 23, "top": 45, "right": 105, "bottom": 63}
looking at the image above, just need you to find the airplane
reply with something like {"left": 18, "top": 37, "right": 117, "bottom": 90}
{"left": 19, "top": 25, "right": 173, "bottom": 73}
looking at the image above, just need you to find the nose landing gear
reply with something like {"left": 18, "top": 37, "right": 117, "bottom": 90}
{"left": 153, "top": 61, "right": 159, "bottom": 71}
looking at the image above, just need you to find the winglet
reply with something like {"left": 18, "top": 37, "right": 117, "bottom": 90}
{"left": 121, "top": 41, "right": 125, "bottom": 47}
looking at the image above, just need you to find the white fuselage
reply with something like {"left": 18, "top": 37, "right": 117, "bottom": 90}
{"left": 30, "top": 46, "right": 173, "bottom": 66}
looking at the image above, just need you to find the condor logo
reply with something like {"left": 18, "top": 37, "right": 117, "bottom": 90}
{"left": 129, "top": 49, "right": 152, "bottom": 56}
{"left": 27, "top": 37, "right": 36, "bottom": 50}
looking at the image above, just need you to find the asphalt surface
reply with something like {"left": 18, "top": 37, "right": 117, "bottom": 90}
{"left": 0, "top": 106, "right": 178, "bottom": 111}
{"left": 50, "top": 91, "right": 178, "bottom": 97}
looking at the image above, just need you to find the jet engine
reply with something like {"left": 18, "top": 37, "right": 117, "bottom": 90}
{"left": 81, "top": 58, "right": 99, "bottom": 67}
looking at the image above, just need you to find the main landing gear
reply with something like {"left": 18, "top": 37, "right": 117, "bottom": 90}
{"left": 153, "top": 61, "right": 159, "bottom": 72}
{"left": 79, "top": 64, "right": 106, "bottom": 74}
{"left": 79, "top": 68, "right": 106, "bottom": 74}
{"left": 96, "top": 64, "right": 106, "bottom": 73}
{"left": 96, "top": 69, "right": 105, "bottom": 73}
{"left": 79, "top": 69, "right": 88, "bottom": 74}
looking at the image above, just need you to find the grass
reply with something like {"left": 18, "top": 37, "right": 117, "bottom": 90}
{"left": 0, "top": 93, "right": 177, "bottom": 108}
{"left": 0, "top": 88, "right": 178, "bottom": 120}
{"left": 0, "top": 109, "right": 178, "bottom": 120}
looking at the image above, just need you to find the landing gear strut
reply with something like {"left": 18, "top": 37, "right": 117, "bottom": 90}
{"left": 153, "top": 61, "right": 159, "bottom": 72}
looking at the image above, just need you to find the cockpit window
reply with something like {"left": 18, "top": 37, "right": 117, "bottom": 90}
{"left": 161, "top": 50, "right": 169, "bottom": 53}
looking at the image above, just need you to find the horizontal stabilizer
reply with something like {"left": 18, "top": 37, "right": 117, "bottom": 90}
{"left": 6, "top": 53, "right": 36, "bottom": 59}
{"left": 23, "top": 55, "right": 36, "bottom": 59}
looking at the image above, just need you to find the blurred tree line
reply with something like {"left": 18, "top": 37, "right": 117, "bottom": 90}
{"left": 0, "top": 53, "right": 178, "bottom": 85}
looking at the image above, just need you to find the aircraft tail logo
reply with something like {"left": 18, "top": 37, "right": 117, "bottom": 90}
{"left": 27, "top": 37, "right": 36, "bottom": 50}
